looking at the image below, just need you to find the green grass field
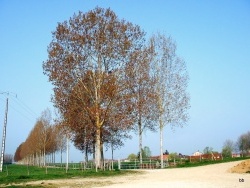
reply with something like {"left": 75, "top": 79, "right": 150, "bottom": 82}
{"left": 120, "top": 157, "right": 250, "bottom": 169}
{"left": 0, "top": 164, "right": 131, "bottom": 187}
{"left": 175, "top": 156, "right": 250, "bottom": 168}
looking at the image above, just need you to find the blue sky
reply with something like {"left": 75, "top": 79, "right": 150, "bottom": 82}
{"left": 1, "top": 0, "right": 250, "bottom": 162}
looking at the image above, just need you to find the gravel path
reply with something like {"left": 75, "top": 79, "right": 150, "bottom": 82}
{"left": 101, "top": 161, "right": 250, "bottom": 188}
{"left": 23, "top": 160, "right": 250, "bottom": 188}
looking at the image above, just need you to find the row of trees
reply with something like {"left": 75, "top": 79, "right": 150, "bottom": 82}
{"left": 14, "top": 109, "right": 66, "bottom": 166}
{"left": 222, "top": 131, "right": 250, "bottom": 158}
{"left": 15, "top": 7, "right": 190, "bottom": 169}
{"left": 43, "top": 7, "right": 190, "bottom": 169}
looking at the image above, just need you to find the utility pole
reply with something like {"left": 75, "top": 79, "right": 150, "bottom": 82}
{"left": 0, "top": 97, "right": 8, "bottom": 172}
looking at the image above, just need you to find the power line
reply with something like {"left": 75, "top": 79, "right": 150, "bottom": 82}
{"left": 0, "top": 94, "right": 38, "bottom": 126}
{"left": 0, "top": 92, "right": 39, "bottom": 172}
{"left": 11, "top": 96, "right": 38, "bottom": 120}
{"left": 8, "top": 102, "right": 36, "bottom": 124}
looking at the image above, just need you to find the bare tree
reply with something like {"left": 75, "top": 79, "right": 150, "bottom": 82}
{"left": 104, "top": 122, "right": 131, "bottom": 162}
{"left": 236, "top": 131, "right": 250, "bottom": 157}
{"left": 43, "top": 7, "right": 145, "bottom": 169}
{"left": 222, "top": 139, "right": 234, "bottom": 158}
{"left": 54, "top": 123, "right": 67, "bottom": 165}
{"left": 125, "top": 46, "right": 157, "bottom": 164}
{"left": 38, "top": 108, "right": 53, "bottom": 166}
{"left": 150, "top": 33, "right": 190, "bottom": 168}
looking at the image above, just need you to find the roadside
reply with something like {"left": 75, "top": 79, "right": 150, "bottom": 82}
{"left": 12, "top": 160, "right": 250, "bottom": 188}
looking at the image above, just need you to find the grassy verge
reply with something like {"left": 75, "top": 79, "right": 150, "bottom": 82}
{"left": 0, "top": 164, "right": 135, "bottom": 187}
{"left": 175, "top": 157, "right": 250, "bottom": 168}
{"left": 1, "top": 158, "right": 249, "bottom": 187}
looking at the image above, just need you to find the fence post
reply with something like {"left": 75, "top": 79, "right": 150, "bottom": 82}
{"left": 118, "top": 159, "right": 121, "bottom": 170}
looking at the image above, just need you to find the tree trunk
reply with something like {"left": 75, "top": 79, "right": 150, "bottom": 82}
{"left": 111, "top": 143, "right": 114, "bottom": 161}
{"left": 95, "top": 126, "right": 101, "bottom": 171}
{"left": 43, "top": 146, "right": 46, "bottom": 166}
{"left": 159, "top": 115, "right": 164, "bottom": 169}
{"left": 84, "top": 126, "right": 88, "bottom": 166}
{"left": 66, "top": 136, "right": 69, "bottom": 173}
{"left": 60, "top": 149, "right": 63, "bottom": 167}
{"left": 32, "top": 154, "right": 35, "bottom": 166}
{"left": 111, "top": 143, "right": 114, "bottom": 170}
{"left": 53, "top": 152, "right": 55, "bottom": 164}
{"left": 101, "top": 141, "right": 104, "bottom": 169}
{"left": 84, "top": 146, "right": 88, "bottom": 162}
{"left": 138, "top": 116, "right": 142, "bottom": 164}
{"left": 84, "top": 146, "right": 88, "bottom": 170}
{"left": 93, "top": 143, "right": 95, "bottom": 161}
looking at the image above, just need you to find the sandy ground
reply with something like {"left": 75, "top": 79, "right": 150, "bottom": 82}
{"left": 21, "top": 160, "right": 250, "bottom": 188}
{"left": 231, "top": 160, "right": 250, "bottom": 173}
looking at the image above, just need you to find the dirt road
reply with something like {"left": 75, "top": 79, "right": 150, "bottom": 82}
{"left": 101, "top": 161, "right": 250, "bottom": 188}
{"left": 24, "top": 160, "right": 250, "bottom": 188}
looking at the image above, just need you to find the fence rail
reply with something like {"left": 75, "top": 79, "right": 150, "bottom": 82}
{"left": 119, "top": 154, "right": 224, "bottom": 169}
{"left": 119, "top": 160, "right": 181, "bottom": 169}
{"left": 15, "top": 153, "right": 232, "bottom": 171}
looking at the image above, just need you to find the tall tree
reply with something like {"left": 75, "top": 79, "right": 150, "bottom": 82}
{"left": 150, "top": 33, "right": 190, "bottom": 168}
{"left": 104, "top": 122, "right": 131, "bottom": 161}
{"left": 70, "top": 118, "right": 95, "bottom": 163}
{"left": 222, "top": 139, "right": 234, "bottom": 158}
{"left": 14, "top": 143, "right": 23, "bottom": 162}
{"left": 37, "top": 108, "right": 53, "bottom": 166}
{"left": 125, "top": 46, "right": 157, "bottom": 164}
{"left": 236, "top": 131, "right": 250, "bottom": 157}
{"left": 143, "top": 146, "right": 152, "bottom": 158}
{"left": 43, "top": 7, "right": 145, "bottom": 169}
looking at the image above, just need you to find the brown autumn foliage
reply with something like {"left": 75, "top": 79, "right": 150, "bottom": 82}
{"left": 14, "top": 110, "right": 63, "bottom": 165}
{"left": 15, "top": 8, "right": 190, "bottom": 169}
{"left": 14, "top": 143, "right": 23, "bottom": 162}
{"left": 61, "top": 70, "right": 134, "bottom": 163}
{"left": 43, "top": 7, "right": 146, "bottom": 168}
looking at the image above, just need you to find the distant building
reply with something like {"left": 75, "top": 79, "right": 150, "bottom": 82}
{"left": 149, "top": 154, "right": 169, "bottom": 160}
{"left": 192, "top": 151, "right": 203, "bottom": 156}
{"left": 232, "top": 153, "right": 241, "bottom": 158}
